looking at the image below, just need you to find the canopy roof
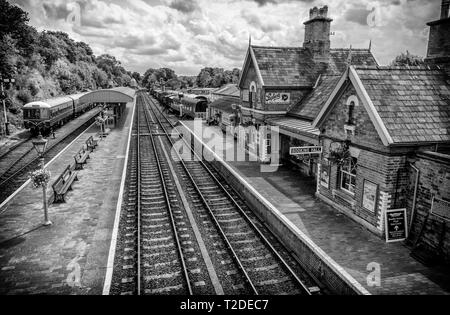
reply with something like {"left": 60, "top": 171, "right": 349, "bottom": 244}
{"left": 79, "top": 87, "right": 135, "bottom": 104}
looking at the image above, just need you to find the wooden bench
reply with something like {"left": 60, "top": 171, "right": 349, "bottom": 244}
{"left": 52, "top": 165, "right": 79, "bottom": 203}
{"left": 74, "top": 146, "right": 90, "bottom": 170}
{"left": 86, "top": 136, "right": 99, "bottom": 152}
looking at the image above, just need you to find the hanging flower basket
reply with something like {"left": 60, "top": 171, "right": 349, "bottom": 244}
{"left": 29, "top": 169, "right": 51, "bottom": 189}
{"left": 327, "top": 142, "right": 351, "bottom": 166}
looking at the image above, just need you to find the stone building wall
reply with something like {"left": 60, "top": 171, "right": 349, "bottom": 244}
{"left": 407, "top": 152, "right": 450, "bottom": 262}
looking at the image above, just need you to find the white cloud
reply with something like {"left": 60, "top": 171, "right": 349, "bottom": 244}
{"left": 11, "top": 0, "right": 441, "bottom": 75}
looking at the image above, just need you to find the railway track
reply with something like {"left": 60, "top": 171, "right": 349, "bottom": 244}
{"left": 109, "top": 91, "right": 324, "bottom": 295}
{"left": 0, "top": 109, "right": 101, "bottom": 204}
{"left": 110, "top": 94, "right": 218, "bottom": 295}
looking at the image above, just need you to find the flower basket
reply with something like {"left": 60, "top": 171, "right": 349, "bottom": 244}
{"left": 327, "top": 143, "right": 351, "bottom": 166}
{"left": 29, "top": 169, "right": 51, "bottom": 189}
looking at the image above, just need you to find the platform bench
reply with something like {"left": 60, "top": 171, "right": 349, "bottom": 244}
{"left": 86, "top": 136, "right": 99, "bottom": 152}
{"left": 74, "top": 147, "right": 90, "bottom": 170}
{"left": 52, "top": 165, "right": 79, "bottom": 203}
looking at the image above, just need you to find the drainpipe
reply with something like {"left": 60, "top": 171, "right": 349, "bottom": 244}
{"left": 409, "top": 163, "right": 420, "bottom": 234}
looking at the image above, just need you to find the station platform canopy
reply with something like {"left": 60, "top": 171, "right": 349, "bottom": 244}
{"left": 79, "top": 87, "right": 136, "bottom": 104}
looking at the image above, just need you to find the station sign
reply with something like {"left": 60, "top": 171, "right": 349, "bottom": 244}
{"left": 290, "top": 146, "right": 322, "bottom": 156}
{"left": 385, "top": 208, "right": 408, "bottom": 243}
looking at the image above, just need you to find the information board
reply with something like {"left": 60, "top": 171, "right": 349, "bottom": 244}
{"left": 385, "top": 209, "right": 408, "bottom": 243}
{"left": 431, "top": 197, "right": 450, "bottom": 221}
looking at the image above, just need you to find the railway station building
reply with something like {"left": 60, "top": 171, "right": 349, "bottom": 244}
{"left": 235, "top": 1, "right": 450, "bottom": 258}
{"left": 80, "top": 87, "right": 135, "bottom": 128}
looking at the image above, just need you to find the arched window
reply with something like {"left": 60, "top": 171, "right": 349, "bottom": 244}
{"left": 346, "top": 95, "right": 359, "bottom": 126}
{"left": 249, "top": 82, "right": 257, "bottom": 109}
{"left": 348, "top": 101, "right": 355, "bottom": 125}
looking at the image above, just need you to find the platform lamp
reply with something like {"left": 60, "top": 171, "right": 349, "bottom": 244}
{"left": 32, "top": 133, "right": 52, "bottom": 226}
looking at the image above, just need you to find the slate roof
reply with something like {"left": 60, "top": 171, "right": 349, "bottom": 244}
{"left": 354, "top": 66, "right": 450, "bottom": 144}
{"left": 251, "top": 46, "right": 377, "bottom": 87}
{"left": 288, "top": 74, "right": 341, "bottom": 120}
{"left": 209, "top": 96, "right": 239, "bottom": 113}
{"left": 266, "top": 117, "right": 320, "bottom": 140}
{"left": 213, "top": 84, "right": 240, "bottom": 98}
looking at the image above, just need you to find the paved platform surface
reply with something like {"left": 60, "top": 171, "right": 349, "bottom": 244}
{"left": 0, "top": 102, "right": 134, "bottom": 295}
{"left": 182, "top": 120, "right": 450, "bottom": 295}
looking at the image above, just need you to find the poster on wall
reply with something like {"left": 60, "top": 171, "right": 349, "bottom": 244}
{"left": 385, "top": 209, "right": 408, "bottom": 243}
{"left": 265, "top": 92, "right": 291, "bottom": 104}
{"left": 362, "top": 180, "right": 378, "bottom": 213}
{"left": 320, "top": 162, "right": 330, "bottom": 189}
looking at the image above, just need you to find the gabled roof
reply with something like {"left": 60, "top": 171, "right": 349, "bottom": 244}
{"left": 242, "top": 46, "right": 377, "bottom": 88}
{"left": 288, "top": 74, "right": 341, "bottom": 120}
{"left": 313, "top": 65, "right": 450, "bottom": 145}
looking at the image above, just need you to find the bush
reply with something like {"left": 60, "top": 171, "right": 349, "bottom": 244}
{"left": 16, "top": 89, "right": 32, "bottom": 104}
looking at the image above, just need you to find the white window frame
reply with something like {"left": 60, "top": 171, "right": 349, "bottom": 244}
{"left": 340, "top": 157, "right": 357, "bottom": 196}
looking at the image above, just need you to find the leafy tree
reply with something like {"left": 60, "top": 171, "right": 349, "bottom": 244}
{"left": 391, "top": 51, "right": 424, "bottom": 67}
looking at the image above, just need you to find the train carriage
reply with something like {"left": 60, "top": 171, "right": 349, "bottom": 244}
{"left": 23, "top": 96, "right": 76, "bottom": 134}
{"left": 179, "top": 95, "right": 208, "bottom": 119}
{"left": 23, "top": 92, "right": 92, "bottom": 135}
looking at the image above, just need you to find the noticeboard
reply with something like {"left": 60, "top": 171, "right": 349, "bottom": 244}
{"left": 362, "top": 180, "right": 378, "bottom": 213}
{"left": 431, "top": 197, "right": 450, "bottom": 221}
{"left": 385, "top": 209, "right": 408, "bottom": 243}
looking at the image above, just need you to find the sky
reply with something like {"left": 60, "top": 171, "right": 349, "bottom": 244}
{"left": 11, "top": 0, "right": 442, "bottom": 75}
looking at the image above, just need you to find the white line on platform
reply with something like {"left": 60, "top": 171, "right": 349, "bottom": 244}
{"left": 181, "top": 121, "right": 372, "bottom": 296}
{"left": 0, "top": 122, "right": 96, "bottom": 215}
{"left": 103, "top": 98, "right": 137, "bottom": 295}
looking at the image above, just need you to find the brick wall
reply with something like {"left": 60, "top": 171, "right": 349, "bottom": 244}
{"left": 317, "top": 83, "right": 413, "bottom": 233}
{"left": 427, "top": 20, "right": 450, "bottom": 59}
{"left": 408, "top": 152, "right": 450, "bottom": 262}
{"left": 321, "top": 84, "right": 388, "bottom": 153}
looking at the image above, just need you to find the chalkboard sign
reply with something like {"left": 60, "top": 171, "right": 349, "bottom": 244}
{"left": 385, "top": 209, "right": 408, "bottom": 243}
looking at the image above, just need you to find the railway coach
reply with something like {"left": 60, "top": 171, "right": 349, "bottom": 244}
{"left": 172, "top": 94, "right": 208, "bottom": 120}
{"left": 22, "top": 92, "right": 93, "bottom": 135}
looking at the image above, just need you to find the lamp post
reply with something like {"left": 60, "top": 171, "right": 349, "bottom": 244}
{"left": 32, "top": 133, "right": 52, "bottom": 226}
{"left": 1, "top": 77, "right": 15, "bottom": 136}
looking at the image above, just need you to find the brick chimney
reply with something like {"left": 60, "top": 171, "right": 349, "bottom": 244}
{"left": 425, "top": 0, "right": 450, "bottom": 73}
{"left": 303, "top": 5, "right": 333, "bottom": 62}
{"left": 440, "top": 0, "right": 450, "bottom": 19}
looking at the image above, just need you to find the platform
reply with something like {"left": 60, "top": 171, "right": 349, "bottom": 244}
{"left": 181, "top": 120, "right": 450, "bottom": 295}
{"left": 0, "top": 100, "right": 135, "bottom": 295}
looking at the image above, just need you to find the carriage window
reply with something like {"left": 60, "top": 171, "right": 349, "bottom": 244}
{"left": 25, "top": 109, "right": 40, "bottom": 119}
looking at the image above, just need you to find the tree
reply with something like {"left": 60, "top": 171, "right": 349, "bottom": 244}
{"left": 391, "top": 51, "right": 424, "bottom": 67}
{"left": 131, "top": 72, "right": 142, "bottom": 83}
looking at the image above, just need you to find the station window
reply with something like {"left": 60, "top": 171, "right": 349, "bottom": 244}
{"left": 340, "top": 157, "right": 357, "bottom": 195}
{"left": 347, "top": 101, "right": 355, "bottom": 125}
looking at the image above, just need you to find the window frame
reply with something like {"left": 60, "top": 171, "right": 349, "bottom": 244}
{"left": 340, "top": 157, "right": 357, "bottom": 196}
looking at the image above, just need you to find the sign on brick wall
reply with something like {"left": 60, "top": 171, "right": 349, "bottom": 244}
{"left": 431, "top": 197, "right": 450, "bottom": 221}
{"left": 385, "top": 209, "right": 408, "bottom": 243}
{"left": 265, "top": 92, "right": 291, "bottom": 104}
